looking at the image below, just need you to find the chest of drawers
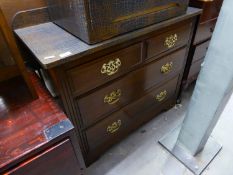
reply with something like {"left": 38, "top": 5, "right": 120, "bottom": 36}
{"left": 14, "top": 7, "right": 202, "bottom": 166}
{"left": 183, "top": 0, "right": 223, "bottom": 87}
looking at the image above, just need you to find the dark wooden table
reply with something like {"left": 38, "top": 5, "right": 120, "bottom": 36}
{"left": 0, "top": 73, "right": 84, "bottom": 174}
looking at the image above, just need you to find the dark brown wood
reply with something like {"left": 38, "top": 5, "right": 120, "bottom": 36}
{"left": 0, "top": 8, "right": 37, "bottom": 98}
{"left": 192, "top": 40, "right": 210, "bottom": 63}
{"left": 68, "top": 43, "right": 143, "bottom": 96}
{"left": 0, "top": 73, "right": 84, "bottom": 174}
{"left": 0, "top": 25, "right": 21, "bottom": 82}
{"left": 78, "top": 48, "right": 186, "bottom": 128}
{"left": 0, "top": 65, "right": 19, "bottom": 81}
{"left": 191, "top": 0, "right": 223, "bottom": 44}
{"left": 86, "top": 76, "right": 179, "bottom": 151}
{"left": 12, "top": 7, "right": 50, "bottom": 30}
{"left": 187, "top": 58, "right": 204, "bottom": 82}
{"left": 0, "top": 31, "right": 15, "bottom": 67}
{"left": 15, "top": 7, "right": 202, "bottom": 69}
{"left": 47, "top": 0, "right": 189, "bottom": 44}
{"left": 14, "top": 7, "right": 202, "bottom": 166}
{"left": 147, "top": 20, "right": 191, "bottom": 59}
{"left": 0, "top": 0, "right": 49, "bottom": 81}
{"left": 86, "top": 96, "right": 176, "bottom": 164}
{"left": 0, "top": 0, "right": 46, "bottom": 27}
{"left": 183, "top": 0, "right": 223, "bottom": 88}
{"left": 189, "top": 0, "right": 223, "bottom": 23}
{"left": 5, "top": 140, "right": 81, "bottom": 175}
{"left": 194, "top": 18, "right": 217, "bottom": 44}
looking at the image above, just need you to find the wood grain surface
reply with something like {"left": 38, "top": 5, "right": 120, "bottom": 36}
{"left": 0, "top": 73, "right": 73, "bottom": 173}
{"left": 68, "top": 43, "right": 142, "bottom": 96}
{"left": 182, "top": 0, "right": 223, "bottom": 88}
{"left": 13, "top": 7, "right": 202, "bottom": 166}
{"left": 78, "top": 48, "right": 186, "bottom": 128}
{"left": 86, "top": 76, "right": 179, "bottom": 151}
{"left": 15, "top": 7, "right": 202, "bottom": 69}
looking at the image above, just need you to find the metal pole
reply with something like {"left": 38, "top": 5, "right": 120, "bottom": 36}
{"left": 160, "top": 0, "right": 233, "bottom": 174}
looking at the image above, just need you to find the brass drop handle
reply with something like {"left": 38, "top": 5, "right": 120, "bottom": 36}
{"left": 101, "top": 58, "right": 122, "bottom": 76}
{"left": 104, "top": 89, "right": 121, "bottom": 105}
{"left": 107, "top": 120, "right": 122, "bottom": 134}
{"left": 164, "top": 34, "right": 178, "bottom": 48}
{"left": 161, "top": 62, "right": 173, "bottom": 74}
{"left": 156, "top": 90, "right": 167, "bottom": 102}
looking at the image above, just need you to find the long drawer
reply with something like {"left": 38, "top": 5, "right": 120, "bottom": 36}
{"left": 78, "top": 48, "right": 186, "bottom": 127}
{"left": 194, "top": 18, "right": 217, "bottom": 44}
{"left": 193, "top": 40, "right": 210, "bottom": 63}
{"left": 85, "top": 76, "right": 179, "bottom": 151}
{"left": 188, "top": 58, "right": 204, "bottom": 80}
{"left": 67, "top": 43, "right": 142, "bottom": 96}
{"left": 146, "top": 20, "right": 191, "bottom": 59}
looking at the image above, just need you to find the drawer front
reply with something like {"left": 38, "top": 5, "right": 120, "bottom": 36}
{"left": 194, "top": 19, "right": 217, "bottom": 44}
{"left": 147, "top": 21, "right": 191, "bottom": 59}
{"left": 78, "top": 48, "right": 186, "bottom": 127}
{"left": 68, "top": 43, "right": 142, "bottom": 96}
{"left": 6, "top": 140, "right": 81, "bottom": 175}
{"left": 85, "top": 76, "right": 179, "bottom": 151}
{"left": 193, "top": 40, "right": 210, "bottom": 63}
{"left": 189, "top": 0, "right": 222, "bottom": 23}
{"left": 188, "top": 58, "right": 204, "bottom": 80}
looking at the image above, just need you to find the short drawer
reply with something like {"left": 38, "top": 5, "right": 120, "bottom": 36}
{"left": 188, "top": 58, "right": 204, "bottom": 80}
{"left": 193, "top": 40, "right": 210, "bottom": 63}
{"left": 146, "top": 21, "right": 191, "bottom": 59}
{"left": 67, "top": 43, "right": 142, "bottom": 96}
{"left": 85, "top": 76, "right": 179, "bottom": 151}
{"left": 194, "top": 18, "right": 217, "bottom": 44}
{"left": 78, "top": 48, "right": 186, "bottom": 127}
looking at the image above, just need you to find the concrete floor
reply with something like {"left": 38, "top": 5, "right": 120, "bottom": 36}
{"left": 84, "top": 84, "right": 233, "bottom": 175}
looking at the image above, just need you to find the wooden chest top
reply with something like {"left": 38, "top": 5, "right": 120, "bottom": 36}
{"left": 14, "top": 7, "right": 202, "bottom": 69}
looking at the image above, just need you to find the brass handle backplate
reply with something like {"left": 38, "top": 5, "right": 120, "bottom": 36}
{"left": 161, "top": 62, "right": 173, "bottom": 74}
{"left": 104, "top": 89, "right": 121, "bottom": 105}
{"left": 101, "top": 58, "right": 121, "bottom": 76}
{"left": 156, "top": 90, "right": 167, "bottom": 102}
{"left": 164, "top": 34, "right": 178, "bottom": 48}
{"left": 107, "top": 120, "right": 122, "bottom": 134}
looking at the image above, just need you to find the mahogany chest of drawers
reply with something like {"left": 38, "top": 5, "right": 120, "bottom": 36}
{"left": 14, "top": 7, "right": 202, "bottom": 166}
{"left": 183, "top": 0, "right": 223, "bottom": 87}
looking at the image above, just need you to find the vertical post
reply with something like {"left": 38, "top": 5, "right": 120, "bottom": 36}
{"left": 160, "top": 0, "right": 233, "bottom": 174}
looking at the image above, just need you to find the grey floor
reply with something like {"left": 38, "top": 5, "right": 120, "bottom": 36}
{"left": 84, "top": 84, "right": 233, "bottom": 175}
